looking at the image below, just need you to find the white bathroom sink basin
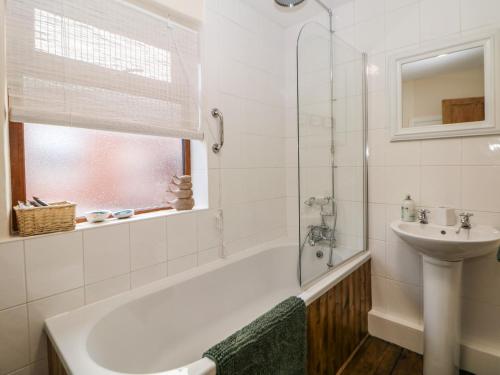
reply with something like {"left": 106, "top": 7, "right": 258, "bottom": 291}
{"left": 391, "top": 221, "right": 500, "bottom": 261}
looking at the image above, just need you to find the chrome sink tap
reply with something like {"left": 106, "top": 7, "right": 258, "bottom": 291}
{"left": 417, "top": 209, "right": 430, "bottom": 224}
{"left": 456, "top": 212, "right": 474, "bottom": 233}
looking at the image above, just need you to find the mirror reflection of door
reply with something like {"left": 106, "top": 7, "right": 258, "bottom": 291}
{"left": 401, "top": 47, "right": 485, "bottom": 128}
{"left": 442, "top": 97, "right": 485, "bottom": 124}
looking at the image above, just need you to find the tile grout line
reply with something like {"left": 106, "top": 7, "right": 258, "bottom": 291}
{"left": 82, "top": 231, "right": 87, "bottom": 304}
{"left": 128, "top": 223, "right": 132, "bottom": 289}
{"left": 22, "top": 239, "right": 33, "bottom": 366}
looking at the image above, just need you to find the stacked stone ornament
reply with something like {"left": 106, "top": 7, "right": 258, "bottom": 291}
{"left": 167, "top": 175, "right": 194, "bottom": 211}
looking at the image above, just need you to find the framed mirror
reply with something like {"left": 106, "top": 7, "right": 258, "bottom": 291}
{"left": 389, "top": 31, "right": 500, "bottom": 141}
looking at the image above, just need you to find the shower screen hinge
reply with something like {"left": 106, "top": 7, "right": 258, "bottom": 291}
{"left": 331, "top": 145, "right": 335, "bottom": 155}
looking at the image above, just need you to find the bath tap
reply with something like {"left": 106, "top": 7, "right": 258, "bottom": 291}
{"left": 304, "top": 196, "right": 337, "bottom": 247}
{"left": 307, "top": 223, "right": 335, "bottom": 247}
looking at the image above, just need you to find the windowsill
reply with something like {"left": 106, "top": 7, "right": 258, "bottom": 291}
{"left": 2, "top": 206, "right": 209, "bottom": 244}
{"left": 76, "top": 206, "right": 207, "bottom": 229}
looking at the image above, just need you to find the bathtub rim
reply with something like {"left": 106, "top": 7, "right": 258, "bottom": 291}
{"left": 45, "top": 237, "right": 371, "bottom": 375}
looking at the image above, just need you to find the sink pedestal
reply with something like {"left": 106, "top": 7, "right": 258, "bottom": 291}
{"left": 423, "top": 256, "right": 462, "bottom": 375}
{"left": 391, "top": 220, "right": 500, "bottom": 374}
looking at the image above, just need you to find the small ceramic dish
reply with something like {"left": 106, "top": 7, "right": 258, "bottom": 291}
{"left": 112, "top": 209, "right": 134, "bottom": 220}
{"left": 85, "top": 210, "right": 112, "bottom": 223}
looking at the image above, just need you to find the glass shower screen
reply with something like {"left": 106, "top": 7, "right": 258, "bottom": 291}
{"left": 297, "top": 22, "right": 367, "bottom": 285}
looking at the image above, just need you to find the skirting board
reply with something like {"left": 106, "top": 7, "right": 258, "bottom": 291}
{"left": 368, "top": 310, "right": 500, "bottom": 375}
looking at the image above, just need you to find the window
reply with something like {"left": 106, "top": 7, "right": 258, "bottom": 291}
{"left": 10, "top": 122, "right": 190, "bottom": 219}
{"left": 6, "top": 0, "right": 201, "bottom": 226}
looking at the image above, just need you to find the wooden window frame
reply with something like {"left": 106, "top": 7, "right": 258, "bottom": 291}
{"left": 9, "top": 122, "right": 191, "bottom": 227}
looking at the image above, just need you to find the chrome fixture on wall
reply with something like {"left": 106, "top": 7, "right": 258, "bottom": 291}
{"left": 302, "top": 196, "right": 337, "bottom": 269}
{"left": 274, "top": 0, "right": 333, "bottom": 31}
{"left": 274, "top": 0, "right": 306, "bottom": 7}
{"left": 211, "top": 108, "right": 224, "bottom": 153}
{"left": 303, "top": 197, "right": 336, "bottom": 245}
{"left": 417, "top": 209, "right": 431, "bottom": 224}
{"left": 456, "top": 212, "right": 474, "bottom": 234}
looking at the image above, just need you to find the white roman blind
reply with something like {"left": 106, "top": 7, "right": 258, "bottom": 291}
{"left": 6, "top": 0, "right": 203, "bottom": 140}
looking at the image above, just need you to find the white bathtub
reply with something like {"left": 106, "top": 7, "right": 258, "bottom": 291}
{"left": 46, "top": 239, "right": 370, "bottom": 375}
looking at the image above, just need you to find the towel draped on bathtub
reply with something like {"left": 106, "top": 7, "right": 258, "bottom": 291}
{"left": 203, "top": 296, "right": 307, "bottom": 375}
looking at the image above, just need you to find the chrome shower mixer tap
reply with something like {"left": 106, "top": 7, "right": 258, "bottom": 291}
{"left": 307, "top": 224, "right": 334, "bottom": 247}
{"left": 304, "top": 196, "right": 336, "bottom": 247}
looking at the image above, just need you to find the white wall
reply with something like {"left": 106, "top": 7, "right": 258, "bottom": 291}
{"left": 203, "top": 0, "right": 288, "bottom": 255}
{"left": 152, "top": 0, "right": 204, "bottom": 21}
{"left": 320, "top": 0, "right": 500, "bottom": 372}
{"left": 0, "top": 1, "right": 288, "bottom": 374}
{"left": 128, "top": 0, "right": 204, "bottom": 28}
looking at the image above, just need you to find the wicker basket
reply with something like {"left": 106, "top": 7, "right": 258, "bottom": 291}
{"left": 14, "top": 201, "right": 76, "bottom": 236}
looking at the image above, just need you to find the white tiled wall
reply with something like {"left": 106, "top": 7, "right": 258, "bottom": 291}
{"left": 203, "top": 0, "right": 288, "bottom": 255}
{"left": 325, "top": 0, "right": 500, "bottom": 362}
{"left": 0, "top": 0, "right": 289, "bottom": 373}
{"left": 0, "top": 211, "right": 220, "bottom": 374}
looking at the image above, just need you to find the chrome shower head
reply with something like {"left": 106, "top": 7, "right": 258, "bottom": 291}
{"left": 275, "top": 0, "right": 306, "bottom": 7}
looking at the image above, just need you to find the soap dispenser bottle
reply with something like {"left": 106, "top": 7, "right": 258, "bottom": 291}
{"left": 401, "top": 194, "right": 416, "bottom": 222}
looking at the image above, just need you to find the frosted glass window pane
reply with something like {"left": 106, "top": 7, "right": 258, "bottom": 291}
{"left": 24, "top": 123, "right": 184, "bottom": 216}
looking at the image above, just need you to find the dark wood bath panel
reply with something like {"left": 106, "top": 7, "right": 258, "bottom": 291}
{"left": 307, "top": 259, "right": 372, "bottom": 375}
{"left": 48, "top": 338, "right": 68, "bottom": 375}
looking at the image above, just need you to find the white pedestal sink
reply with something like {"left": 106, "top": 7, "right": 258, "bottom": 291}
{"left": 391, "top": 221, "right": 500, "bottom": 375}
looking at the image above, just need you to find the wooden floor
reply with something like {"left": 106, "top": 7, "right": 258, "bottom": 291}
{"left": 341, "top": 336, "right": 474, "bottom": 375}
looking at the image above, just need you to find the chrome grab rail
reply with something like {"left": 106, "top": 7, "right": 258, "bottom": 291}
{"left": 211, "top": 108, "right": 224, "bottom": 153}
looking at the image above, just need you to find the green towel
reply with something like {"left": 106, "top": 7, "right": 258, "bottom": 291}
{"left": 203, "top": 296, "right": 307, "bottom": 375}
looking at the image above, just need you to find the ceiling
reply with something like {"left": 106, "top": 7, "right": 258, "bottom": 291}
{"left": 241, "top": 0, "right": 351, "bottom": 28}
